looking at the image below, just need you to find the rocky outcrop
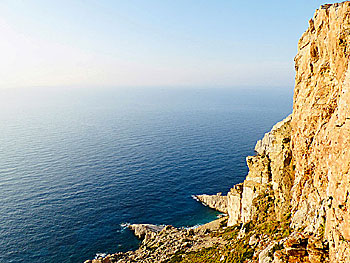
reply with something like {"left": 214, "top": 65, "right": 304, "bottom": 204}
{"left": 255, "top": 115, "right": 292, "bottom": 155}
{"left": 84, "top": 218, "right": 227, "bottom": 263}
{"left": 290, "top": 2, "right": 350, "bottom": 262}
{"left": 194, "top": 193, "right": 228, "bottom": 213}
{"left": 226, "top": 114, "right": 294, "bottom": 226}
{"left": 128, "top": 224, "right": 165, "bottom": 242}
{"left": 271, "top": 232, "right": 329, "bottom": 263}
{"left": 227, "top": 183, "right": 243, "bottom": 226}
{"left": 196, "top": 116, "right": 294, "bottom": 227}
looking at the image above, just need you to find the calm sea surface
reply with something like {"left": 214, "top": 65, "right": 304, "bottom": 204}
{"left": 0, "top": 87, "right": 293, "bottom": 263}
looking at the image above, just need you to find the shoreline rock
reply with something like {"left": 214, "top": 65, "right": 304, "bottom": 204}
{"left": 194, "top": 192, "right": 228, "bottom": 213}
{"left": 84, "top": 218, "right": 228, "bottom": 263}
{"left": 128, "top": 224, "right": 165, "bottom": 243}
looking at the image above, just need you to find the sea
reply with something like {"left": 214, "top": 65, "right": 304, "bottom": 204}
{"left": 0, "top": 87, "right": 293, "bottom": 263}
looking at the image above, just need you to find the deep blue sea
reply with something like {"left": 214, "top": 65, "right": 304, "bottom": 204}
{"left": 0, "top": 87, "right": 293, "bottom": 263}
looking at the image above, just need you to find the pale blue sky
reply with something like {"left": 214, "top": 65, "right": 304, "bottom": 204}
{"left": 0, "top": 0, "right": 341, "bottom": 89}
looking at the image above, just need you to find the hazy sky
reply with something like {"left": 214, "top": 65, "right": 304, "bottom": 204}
{"left": 0, "top": 0, "right": 341, "bottom": 89}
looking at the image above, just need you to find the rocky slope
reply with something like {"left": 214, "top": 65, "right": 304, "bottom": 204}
{"left": 86, "top": 2, "right": 350, "bottom": 262}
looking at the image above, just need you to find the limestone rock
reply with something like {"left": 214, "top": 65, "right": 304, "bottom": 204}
{"left": 194, "top": 193, "right": 228, "bottom": 213}
{"left": 258, "top": 241, "right": 277, "bottom": 263}
{"left": 255, "top": 114, "right": 292, "bottom": 155}
{"left": 86, "top": 218, "right": 228, "bottom": 263}
{"left": 226, "top": 114, "right": 293, "bottom": 226}
{"left": 128, "top": 224, "right": 165, "bottom": 242}
{"left": 227, "top": 183, "right": 243, "bottom": 226}
{"left": 291, "top": 2, "right": 350, "bottom": 262}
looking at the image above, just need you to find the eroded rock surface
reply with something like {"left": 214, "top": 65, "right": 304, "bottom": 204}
{"left": 291, "top": 2, "right": 350, "bottom": 262}
{"left": 227, "top": 114, "right": 294, "bottom": 226}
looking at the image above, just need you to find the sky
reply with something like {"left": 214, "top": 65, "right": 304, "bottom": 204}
{"left": 0, "top": 0, "right": 342, "bottom": 89}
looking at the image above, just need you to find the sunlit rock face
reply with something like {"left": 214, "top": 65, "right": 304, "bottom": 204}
{"left": 291, "top": 2, "right": 350, "bottom": 262}
{"left": 227, "top": 114, "right": 294, "bottom": 226}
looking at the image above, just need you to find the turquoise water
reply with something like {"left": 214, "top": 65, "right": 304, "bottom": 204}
{"left": 0, "top": 87, "right": 293, "bottom": 262}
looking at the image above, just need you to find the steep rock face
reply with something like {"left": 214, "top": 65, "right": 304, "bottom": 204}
{"left": 227, "top": 183, "right": 243, "bottom": 226}
{"left": 227, "top": 114, "right": 294, "bottom": 226}
{"left": 291, "top": 2, "right": 350, "bottom": 262}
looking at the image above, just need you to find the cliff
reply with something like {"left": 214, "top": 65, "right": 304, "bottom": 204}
{"left": 85, "top": 2, "right": 350, "bottom": 263}
{"left": 228, "top": 2, "right": 350, "bottom": 261}
{"left": 195, "top": 115, "right": 293, "bottom": 227}
{"left": 291, "top": 2, "right": 350, "bottom": 262}
{"left": 227, "top": 114, "right": 293, "bottom": 226}
{"left": 194, "top": 3, "right": 350, "bottom": 262}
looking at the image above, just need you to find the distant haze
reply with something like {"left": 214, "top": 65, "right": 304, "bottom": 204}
{"left": 0, "top": 0, "right": 340, "bottom": 89}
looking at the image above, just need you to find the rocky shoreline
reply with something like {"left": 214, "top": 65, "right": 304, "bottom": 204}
{"left": 85, "top": 2, "right": 350, "bottom": 262}
{"left": 84, "top": 218, "right": 228, "bottom": 263}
